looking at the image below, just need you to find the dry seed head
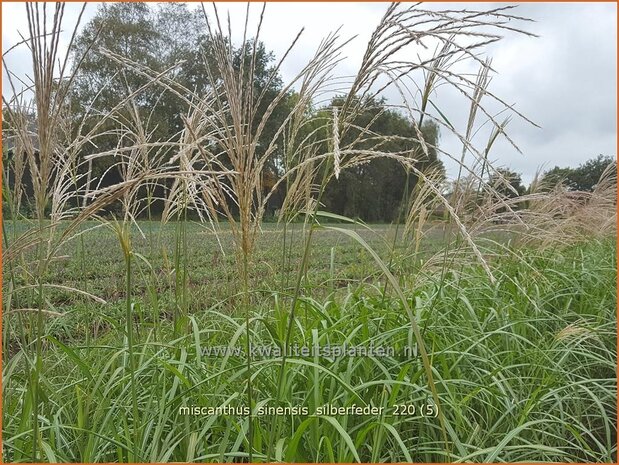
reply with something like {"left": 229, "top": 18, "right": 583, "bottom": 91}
{"left": 332, "top": 106, "right": 341, "bottom": 180}
{"left": 555, "top": 323, "right": 596, "bottom": 342}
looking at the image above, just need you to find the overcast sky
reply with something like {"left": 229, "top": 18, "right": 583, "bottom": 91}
{"left": 2, "top": 2, "right": 617, "bottom": 184}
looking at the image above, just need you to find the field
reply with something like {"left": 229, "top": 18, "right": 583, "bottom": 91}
{"left": 3, "top": 221, "right": 449, "bottom": 311}
{"left": 2, "top": 219, "right": 617, "bottom": 462}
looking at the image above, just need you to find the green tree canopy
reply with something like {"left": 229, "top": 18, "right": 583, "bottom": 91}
{"left": 542, "top": 155, "right": 615, "bottom": 191}
{"left": 70, "top": 2, "right": 295, "bottom": 199}
{"left": 489, "top": 168, "right": 526, "bottom": 198}
{"left": 315, "top": 97, "right": 444, "bottom": 222}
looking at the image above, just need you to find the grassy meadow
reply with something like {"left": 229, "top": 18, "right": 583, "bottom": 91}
{"left": 2, "top": 2, "right": 617, "bottom": 463}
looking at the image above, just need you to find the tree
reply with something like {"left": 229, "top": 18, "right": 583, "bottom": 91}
{"left": 70, "top": 2, "right": 174, "bottom": 190}
{"left": 571, "top": 155, "right": 616, "bottom": 191}
{"left": 489, "top": 168, "right": 526, "bottom": 199}
{"left": 542, "top": 155, "right": 616, "bottom": 191}
{"left": 316, "top": 97, "right": 444, "bottom": 222}
{"left": 541, "top": 166, "right": 577, "bottom": 190}
{"left": 69, "top": 2, "right": 295, "bottom": 216}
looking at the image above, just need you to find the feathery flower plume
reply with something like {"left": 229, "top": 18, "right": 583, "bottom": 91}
{"left": 332, "top": 106, "right": 341, "bottom": 180}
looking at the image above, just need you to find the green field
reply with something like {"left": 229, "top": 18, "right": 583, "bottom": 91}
{"left": 4, "top": 221, "right": 445, "bottom": 349}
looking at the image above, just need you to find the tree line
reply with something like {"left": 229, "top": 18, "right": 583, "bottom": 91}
{"left": 489, "top": 155, "right": 616, "bottom": 205}
{"left": 64, "top": 2, "right": 443, "bottom": 222}
{"left": 541, "top": 155, "right": 615, "bottom": 192}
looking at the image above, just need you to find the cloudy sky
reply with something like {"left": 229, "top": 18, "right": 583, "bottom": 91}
{"left": 2, "top": 2, "right": 617, "bottom": 184}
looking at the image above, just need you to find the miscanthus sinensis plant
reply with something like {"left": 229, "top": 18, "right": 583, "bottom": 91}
{"left": 4, "top": 2, "right": 615, "bottom": 463}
